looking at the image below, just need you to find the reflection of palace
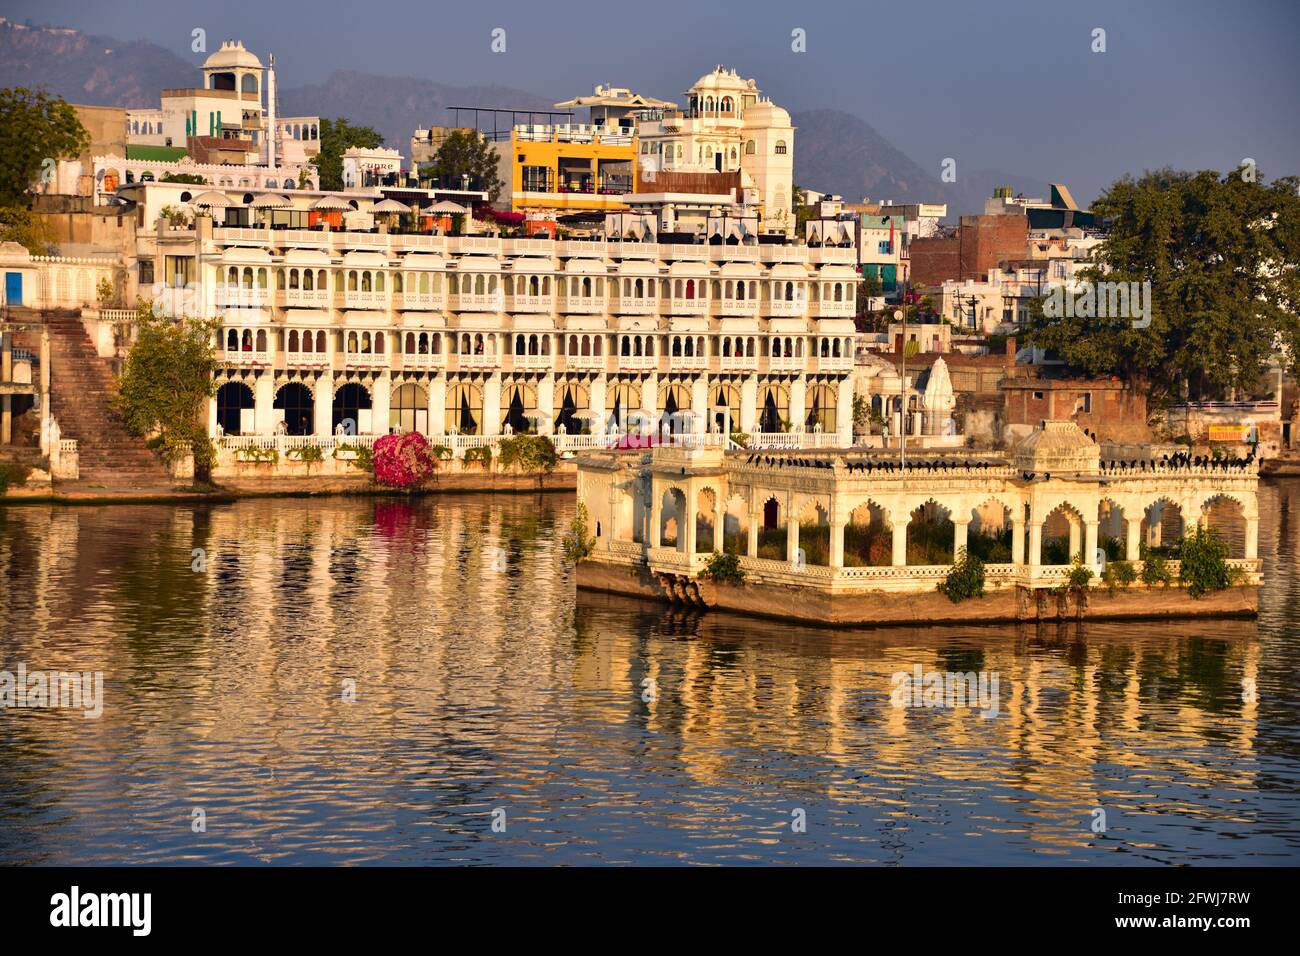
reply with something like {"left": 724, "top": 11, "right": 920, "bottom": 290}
{"left": 571, "top": 605, "right": 1263, "bottom": 815}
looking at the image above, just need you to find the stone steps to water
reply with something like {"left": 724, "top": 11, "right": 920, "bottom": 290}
{"left": 34, "top": 313, "right": 174, "bottom": 488}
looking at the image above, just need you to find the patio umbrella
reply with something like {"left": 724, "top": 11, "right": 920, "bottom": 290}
{"left": 371, "top": 197, "right": 411, "bottom": 232}
{"left": 190, "top": 190, "right": 232, "bottom": 208}
{"left": 250, "top": 193, "right": 293, "bottom": 209}
{"left": 428, "top": 200, "right": 468, "bottom": 215}
{"left": 250, "top": 192, "right": 293, "bottom": 228}
{"left": 310, "top": 195, "right": 353, "bottom": 211}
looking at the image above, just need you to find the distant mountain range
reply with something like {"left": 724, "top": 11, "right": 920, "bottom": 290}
{"left": 1, "top": 18, "right": 1052, "bottom": 216}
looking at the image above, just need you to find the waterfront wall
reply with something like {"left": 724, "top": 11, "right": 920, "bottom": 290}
{"left": 576, "top": 559, "right": 1258, "bottom": 626}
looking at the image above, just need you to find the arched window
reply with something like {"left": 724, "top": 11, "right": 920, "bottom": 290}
{"left": 216, "top": 381, "right": 254, "bottom": 434}
{"left": 775, "top": 140, "right": 788, "bottom": 155}
{"left": 390, "top": 383, "right": 429, "bottom": 434}
{"left": 745, "top": 140, "right": 756, "bottom": 155}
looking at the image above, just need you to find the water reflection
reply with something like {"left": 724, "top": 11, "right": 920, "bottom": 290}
{"left": 0, "top": 483, "right": 1297, "bottom": 865}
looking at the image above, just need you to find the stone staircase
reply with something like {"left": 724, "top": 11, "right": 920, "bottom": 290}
{"left": 40, "top": 311, "right": 174, "bottom": 490}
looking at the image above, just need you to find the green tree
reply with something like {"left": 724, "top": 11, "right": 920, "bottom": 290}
{"left": 0, "top": 88, "right": 89, "bottom": 204}
{"left": 1025, "top": 168, "right": 1300, "bottom": 407}
{"left": 498, "top": 434, "right": 559, "bottom": 488}
{"left": 420, "top": 130, "right": 502, "bottom": 202}
{"left": 310, "top": 117, "right": 384, "bottom": 191}
{"left": 0, "top": 204, "right": 56, "bottom": 254}
{"left": 1177, "top": 525, "right": 1238, "bottom": 598}
{"left": 160, "top": 172, "right": 208, "bottom": 185}
{"left": 114, "top": 303, "right": 219, "bottom": 483}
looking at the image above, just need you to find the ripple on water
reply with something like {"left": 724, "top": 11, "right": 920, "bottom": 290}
{"left": 0, "top": 487, "right": 1298, "bottom": 865}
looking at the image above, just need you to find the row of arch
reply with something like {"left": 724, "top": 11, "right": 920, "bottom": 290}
{"left": 224, "top": 326, "right": 853, "bottom": 367}
{"left": 633, "top": 490, "right": 1253, "bottom": 565}
{"left": 215, "top": 377, "right": 844, "bottom": 438}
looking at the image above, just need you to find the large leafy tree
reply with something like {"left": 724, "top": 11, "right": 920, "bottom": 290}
{"left": 0, "top": 87, "right": 89, "bottom": 205}
{"left": 114, "top": 304, "right": 219, "bottom": 483}
{"left": 1025, "top": 168, "right": 1300, "bottom": 407}
{"left": 419, "top": 130, "right": 502, "bottom": 201}
{"left": 310, "top": 117, "right": 384, "bottom": 191}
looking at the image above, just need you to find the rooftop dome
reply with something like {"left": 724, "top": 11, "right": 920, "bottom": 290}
{"left": 1013, "top": 420, "right": 1100, "bottom": 475}
{"left": 690, "top": 66, "right": 756, "bottom": 93}
{"left": 743, "top": 97, "right": 791, "bottom": 128}
{"left": 203, "top": 40, "right": 263, "bottom": 71}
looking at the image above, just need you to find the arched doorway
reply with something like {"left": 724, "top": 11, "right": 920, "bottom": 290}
{"left": 659, "top": 382, "right": 691, "bottom": 434}
{"left": 390, "top": 383, "right": 428, "bottom": 434}
{"left": 332, "top": 382, "right": 372, "bottom": 434}
{"left": 216, "top": 381, "right": 254, "bottom": 435}
{"left": 446, "top": 382, "right": 482, "bottom": 434}
{"left": 554, "top": 381, "right": 589, "bottom": 434}
{"left": 501, "top": 381, "right": 537, "bottom": 433}
{"left": 758, "top": 383, "right": 789, "bottom": 433}
{"left": 274, "top": 382, "right": 314, "bottom": 435}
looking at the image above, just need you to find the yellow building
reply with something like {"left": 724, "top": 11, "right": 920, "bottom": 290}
{"left": 495, "top": 86, "right": 676, "bottom": 216}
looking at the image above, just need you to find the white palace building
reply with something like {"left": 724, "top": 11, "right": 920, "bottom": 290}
{"left": 133, "top": 197, "right": 861, "bottom": 449}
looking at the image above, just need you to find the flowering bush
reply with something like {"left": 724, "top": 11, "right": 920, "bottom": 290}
{"left": 372, "top": 432, "right": 439, "bottom": 489}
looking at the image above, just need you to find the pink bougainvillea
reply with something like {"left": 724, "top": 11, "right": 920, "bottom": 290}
{"left": 372, "top": 432, "right": 438, "bottom": 489}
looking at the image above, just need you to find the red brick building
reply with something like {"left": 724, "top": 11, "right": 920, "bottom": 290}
{"left": 909, "top": 213, "right": 1029, "bottom": 287}
{"left": 1001, "top": 371, "right": 1150, "bottom": 444}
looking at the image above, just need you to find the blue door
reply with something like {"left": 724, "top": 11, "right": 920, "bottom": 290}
{"left": 4, "top": 272, "right": 21, "bottom": 306}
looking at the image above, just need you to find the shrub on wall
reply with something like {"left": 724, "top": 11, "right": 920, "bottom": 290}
{"left": 1177, "top": 526, "right": 1240, "bottom": 598}
{"left": 699, "top": 551, "right": 746, "bottom": 586}
{"left": 372, "top": 433, "right": 438, "bottom": 489}
{"left": 561, "top": 502, "right": 596, "bottom": 563}
{"left": 938, "top": 547, "right": 986, "bottom": 603}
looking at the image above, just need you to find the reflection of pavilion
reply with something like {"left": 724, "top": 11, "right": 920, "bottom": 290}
{"left": 577, "top": 421, "right": 1260, "bottom": 618}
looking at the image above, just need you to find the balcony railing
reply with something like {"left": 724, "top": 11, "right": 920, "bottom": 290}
{"left": 396, "top": 351, "right": 444, "bottom": 370}
{"left": 561, "top": 295, "right": 605, "bottom": 314}
{"left": 767, "top": 299, "right": 808, "bottom": 317}
{"left": 342, "top": 291, "right": 386, "bottom": 309}
{"left": 612, "top": 298, "right": 657, "bottom": 315}
{"left": 395, "top": 292, "right": 443, "bottom": 310}
{"left": 716, "top": 298, "right": 760, "bottom": 317}
{"left": 667, "top": 297, "right": 707, "bottom": 316}
{"left": 283, "top": 288, "right": 330, "bottom": 307}
{"left": 766, "top": 354, "right": 804, "bottom": 372}
{"left": 718, "top": 353, "right": 759, "bottom": 372}
{"left": 813, "top": 355, "right": 854, "bottom": 372}
{"left": 510, "top": 293, "right": 554, "bottom": 313}
{"left": 614, "top": 354, "right": 659, "bottom": 371}
{"left": 813, "top": 300, "right": 855, "bottom": 318}
{"left": 562, "top": 353, "right": 607, "bottom": 372}
{"left": 342, "top": 351, "right": 390, "bottom": 369}
{"left": 222, "top": 348, "right": 271, "bottom": 366}
{"left": 511, "top": 352, "right": 554, "bottom": 371}
{"left": 285, "top": 351, "right": 332, "bottom": 369}
{"left": 455, "top": 351, "right": 502, "bottom": 370}
{"left": 454, "top": 292, "right": 504, "bottom": 312}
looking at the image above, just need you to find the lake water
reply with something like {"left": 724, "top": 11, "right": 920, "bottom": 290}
{"left": 1, "top": 482, "right": 1298, "bottom": 865}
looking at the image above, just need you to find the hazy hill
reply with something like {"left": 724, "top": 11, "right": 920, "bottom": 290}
{"left": 1, "top": 18, "right": 1052, "bottom": 214}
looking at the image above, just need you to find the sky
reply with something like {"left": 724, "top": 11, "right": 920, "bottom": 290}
{"left": 4, "top": 0, "right": 1298, "bottom": 204}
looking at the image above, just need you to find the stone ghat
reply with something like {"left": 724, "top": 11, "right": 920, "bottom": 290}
{"left": 576, "top": 560, "right": 1259, "bottom": 627}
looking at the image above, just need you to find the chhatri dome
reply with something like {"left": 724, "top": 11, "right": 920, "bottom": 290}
{"left": 743, "top": 98, "right": 791, "bottom": 127}
{"left": 203, "top": 40, "right": 263, "bottom": 71}
{"left": 690, "top": 66, "right": 757, "bottom": 94}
